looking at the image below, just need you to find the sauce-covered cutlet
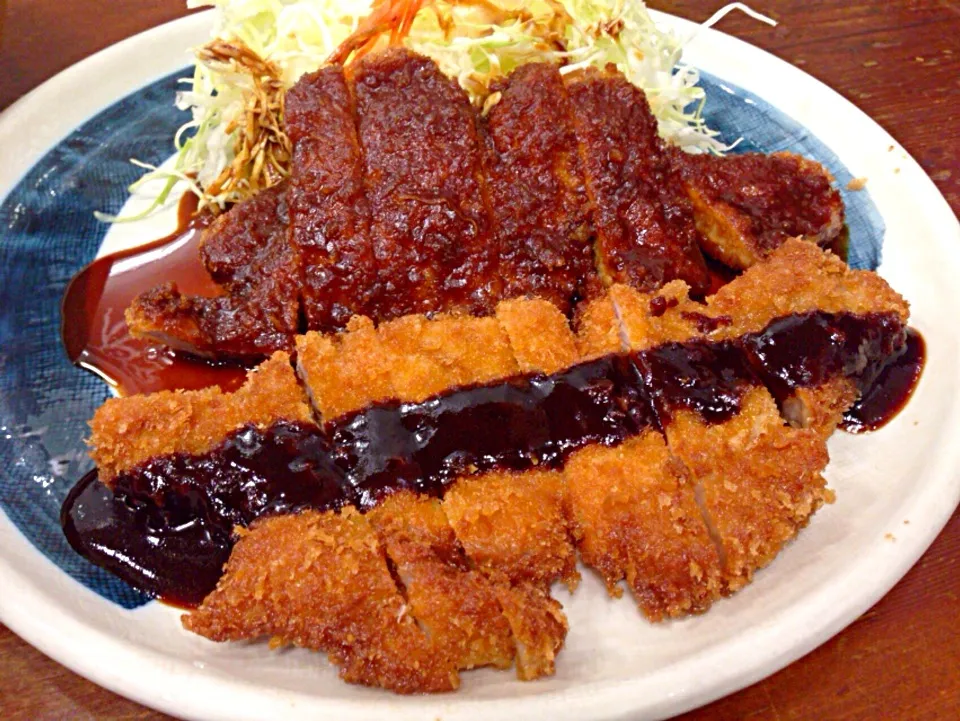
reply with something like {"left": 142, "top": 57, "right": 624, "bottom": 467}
{"left": 182, "top": 508, "right": 459, "bottom": 693}
{"left": 352, "top": 48, "right": 499, "bottom": 319}
{"left": 286, "top": 66, "right": 378, "bottom": 330}
{"left": 88, "top": 352, "right": 311, "bottom": 481}
{"left": 672, "top": 149, "right": 845, "bottom": 269}
{"left": 565, "top": 67, "right": 710, "bottom": 295}
{"left": 127, "top": 183, "right": 299, "bottom": 359}
{"left": 483, "top": 63, "right": 597, "bottom": 312}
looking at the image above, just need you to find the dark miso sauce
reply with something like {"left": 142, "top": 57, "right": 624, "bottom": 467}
{"left": 61, "top": 193, "right": 247, "bottom": 396}
{"left": 841, "top": 327, "right": 925, "bottom": 432}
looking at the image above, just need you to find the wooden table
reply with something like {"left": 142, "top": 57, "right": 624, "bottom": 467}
{"left": 1, "top": 1, "right": 958, "bottom": 718}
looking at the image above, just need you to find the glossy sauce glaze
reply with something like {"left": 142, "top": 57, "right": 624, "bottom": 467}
{"left": 842, "top": 327, "right": 925, "bottom": 432}
{"left": 61, "top": 194, "right": 247, "bottom": 395}
{"left": 61, "top": 310, "right": 923, "bottom": 605}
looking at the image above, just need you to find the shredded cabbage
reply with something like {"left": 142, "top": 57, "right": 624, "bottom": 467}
{"left": 106, "top": 0, "right": 774, "bottom": 219}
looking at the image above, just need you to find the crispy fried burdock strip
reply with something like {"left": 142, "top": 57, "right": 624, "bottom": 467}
{"left": 295, "top": 316, "right": 396, "bottom": 422}
{"left": 286, "top": 65, "right": 379, "bottom": 330}
{"left": 183, "top": 509, "right": 459, "bottom": 693}
{"left": 671, "top": 149, "right": 845, "bottom": 269}
{"left": 366, "top": 492, "right": 515, "bottom": 672}
{"left": 88, "top": 352, "right": 311, "bottom": 481}
{"left": 564, "top": 432, "right": 723, "bottom": 619}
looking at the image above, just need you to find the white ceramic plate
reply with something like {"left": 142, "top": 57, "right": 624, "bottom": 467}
{"left": 1, "top": 9, "right": 958, "bottom": 721}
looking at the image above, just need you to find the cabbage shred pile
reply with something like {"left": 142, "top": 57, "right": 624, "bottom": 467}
{"left": 121, "top": 0, "right": 773, "bottom": 217}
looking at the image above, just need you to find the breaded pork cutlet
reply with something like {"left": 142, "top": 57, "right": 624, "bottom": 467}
{"left": 88, "top": 351, "right": 311, "bottom": 481}
{"left": 495, "top": 298, "right": 579, "bottom": 374}
{"left": 376, "top": 312, "right": 518, "bottom": 402}
{"left": 565, "top": 67, "right": 710, "bottom": 295}
{"left": 286, "top": 66, "right": 378, "bottom": 330}
{"left": 295, "top": 307, "right": 569, "bottom": 681}
{"left": 374, "top": 307, "right": 570, "bottom": 679}
{"left": 564, "top": 432, "right": 723, "bottom": 619}
{"left": 126, "top": 183, "right": 299, "bottom": 359}
{"left": 183, "top": 509, "right": 459, "bottom": 693}
{"left": 295, "top": 316, "right": 395, "bottom": 423}
{"left": 482, "top": 63, "right": 598, "bottom": 312}
{"left": 707, "top": 238, "right": 909, "bottom": 436}
{"left": 352, "top": 48, "right": 499, "bottom": 319}
{"left": 671, "top": 149, "right": 845, "bottom": 269}
{"left": 610, "top": 280, "right": 834, "bottom": 590}
{"left": 366, "top": 492, "right": 515, "bottom": 672}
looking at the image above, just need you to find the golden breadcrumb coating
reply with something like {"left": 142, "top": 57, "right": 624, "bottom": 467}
{"left": 366, "top": 491, "right": 515, "bottom": 671}
{"left": 573, "top": 293, "right": 624, "bottom": 358}
{"left": 665, "top": 387, "right": 833, "bottom": 591}
{"left": 782, "top": 379, "right": 858, "bottom": 438}
{"left": 89, "top": 352, "right": 312, "bottom": 481}
{"left": 565, "top": 432, "right": 723, "bottom": 619}
{"left": 295, "top": 316, "right": 397, "bottom": 422}
{"left": 378, "top": 313, "right": 519, "bottom": 401}
{"left": 182, "top": 509, "right": 459, "bottom": 693}
{"left": 707, "top": 238, "right": 909, "bottom": 338}
{"left": 493, "top": 582, "right": 568, "bottom": 681}
{"left": 609, "top": 281, "right": 718, "bottom": 345}
{"left": 495, "top": 298, "right": 579, "bottom": 374}
{"left": 443, "top": 470, "right": 579, "bottom": 591}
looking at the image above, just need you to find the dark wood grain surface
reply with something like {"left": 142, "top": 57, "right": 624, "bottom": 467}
{"left": 1, "top": 1, "right": 958, "bottom": 719}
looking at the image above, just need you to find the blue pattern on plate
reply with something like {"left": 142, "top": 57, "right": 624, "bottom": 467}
{"left": 0, "top": 68, "right": 886, "bottom": 610}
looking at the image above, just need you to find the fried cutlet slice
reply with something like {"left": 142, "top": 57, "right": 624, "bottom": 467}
{"left": 564, "top": 432, "right": 723, "bottom": 619}
{"left": 127, "top": 184, "right": 300, "bottom": 360}
{"left": 88, "top": 352, "right": 312, "bottom": 481}
{"left": 286, "top": 66, "right": 378, "bottom": 330}
{"left": 495, "top": 297, "right": 578, "bottom": 375}
{"left": 565, "top": 67, "right": 710, "bottom": 295}
{"left": 707, "top": 238, "right": 908, "bottom": 335}
{"left": 671, "top": 149, "right": 845, "bottom": 269}
{"left": 573, "top": 292, "right": 624, "bottom": 360}
{"left": 665, "top": 387, "right": 832, "bottom": 591}
{"left": 707, "top": 238, "right": 909, "bottom": 434}
{"left": 492, "top": 581, "right": 568, "bottom": 681}
{"left": 365, "top": 492, "right": 515, "bottom": 672}
{"left": 612, "top": 281, "right": 833, "bottom": 591}
{"left": 352, "top": 48, "right": 499, "bottom": 319}
{"left": 295, "top": 316, "right": 396, "bottom": 422}
{"left": 182, "top": 509, "right": 458, "bottom": 693}
{"left": 442, "top": 469, "right": 579, "bottom": 591}
{"left": 377, "top": 312, "right": 519, "bottom": 402}
{"left": 483, "top": 63, "right": 597, "bottom": 312}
